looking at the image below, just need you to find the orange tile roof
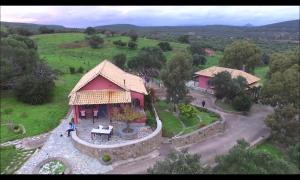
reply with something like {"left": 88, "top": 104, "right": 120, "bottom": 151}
{"left": 69, "top": 90, "right": 131, "bottom": 105}
{"left": 195, "top": 66, "right": 260, "bottom": 85}
{"left": 68, "top": 60, "right": 148, "bottom": 97}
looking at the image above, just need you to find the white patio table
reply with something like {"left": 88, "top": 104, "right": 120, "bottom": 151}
{"left": 91, "top": 125, "right": 113, "bottom": 140}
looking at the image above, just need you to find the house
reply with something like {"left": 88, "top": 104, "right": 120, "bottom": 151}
{"left": 204, "top": 48, "right": 215, "bottom": 57}
{"left": 194, "top": 66, "right": 260, "bottom": 92}
{"left": 68, "top": 60, "right": 148, "bottom": 124}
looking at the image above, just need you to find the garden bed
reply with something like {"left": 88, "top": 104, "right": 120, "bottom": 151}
{"left": 33, "top": 157, "right": 71, "bottom": 174}
{"left": 154, "top": 100, "right": 220, "bottom": 137}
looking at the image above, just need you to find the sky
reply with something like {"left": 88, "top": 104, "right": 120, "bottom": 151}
{"left": 1, "top": 6, "right": 299, "bottom": 28}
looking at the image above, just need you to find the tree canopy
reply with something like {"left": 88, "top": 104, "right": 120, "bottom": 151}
{"left": 128, "top": 47, "right": 166, "bottom": 79}
{"left": 161, "top": 53, "right": 193, "bottom": 111}
{"left": 147, "top": 149, "right": 208, "bottom": 174}
{"left": 219, "top": 40, "right": 261, "bottom": 73}
{"left": 214, "top": 139, "right": 298, "bottom": 174}
{"left": 86, "top": 35, "right": 104, "bottom": 48}
{"left": 112, "top": 53, "right": 126, "bottom": 69}
{"left": 84, "top": 27, "right": 96, "bottom": 35}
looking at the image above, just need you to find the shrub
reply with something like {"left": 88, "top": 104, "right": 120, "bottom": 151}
{"left": 69, "top": 67, "right": 75, "bottom": 74}
{"left": 77, "top": 67, "right": 84, "bottom": 73}
{"left": 146, "top": 110, "right": 156, "bottom": 129}
{"left": 128, "top": 41, "right": 137, "bottom": 50}
{"left": 158, "top": 42, "right": 172, "bottom": 51}
{"left": 112, "top": 54, "right": 126, "bottom": 69}
{"left": 288, "top": 143, "right": 300, "bottom": 169}
{"left": 113, "top": 40, "right": 126, "bottom": 47}
{"left": 3, "top": 108, "right": 13, "bottom": 115}
{"left": 232, "top": 93, "right": 252, "bottom": 112}
{"left": 178, "top": 104, "right": 198, "bottom": 119}
{"left": 86, "top": 35, "right": 104, "bottom": 48}
{"left": 14, "top": 62, "right": 55, "bottom": 105}
{"left": 102, "top": 154, "right": 111, "bottom": 162}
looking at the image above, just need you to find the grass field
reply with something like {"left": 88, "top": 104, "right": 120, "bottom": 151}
{"left": 254, "top": 66, "right": 269, "bottom": 85}
{"left": 0, "top": 33, "right": 188, "bottom": 143}
{"left": 203, "top": 51, "right": 223, "bottom": 68}
{"left": 255, "top": 142, "right": 285, "bottom": 159}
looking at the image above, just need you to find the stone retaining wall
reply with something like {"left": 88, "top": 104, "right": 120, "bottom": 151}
{"left": 171, "top": 118, "right": 226, "bottom": 147}
{"left": 71, "top": 106, "right": 162, "bottom": 162}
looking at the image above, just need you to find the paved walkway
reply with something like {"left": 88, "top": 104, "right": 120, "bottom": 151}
{"left": 16, "top": 119, "right": 112, "bottom": 174}
{"left": 105, "top": 90, "right": 274, "bottom": 174}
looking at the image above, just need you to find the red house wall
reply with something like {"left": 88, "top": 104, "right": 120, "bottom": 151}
{"left": 198, "top": 75, "right": 211, "bottom": 89}
{"left": 131, "top": 91, "right": 145, "bottom": 108}
{"left": 79, "top": 75, "right": 122, "bottom": 91}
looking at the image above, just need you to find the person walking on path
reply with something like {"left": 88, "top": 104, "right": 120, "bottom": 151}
{"left": 202, "top": 100, "right": 206, "bottom": 108}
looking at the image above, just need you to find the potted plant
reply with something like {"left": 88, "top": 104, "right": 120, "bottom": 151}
{"left": 100, "top": 153, "right": 112, "bottom": 165}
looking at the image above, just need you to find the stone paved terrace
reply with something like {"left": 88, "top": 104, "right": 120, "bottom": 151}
{"left": 76, "top": 118, "right": 153, "bottom": 145}
{"left": 16, "top": 119, "right": 113, "bottom": 174}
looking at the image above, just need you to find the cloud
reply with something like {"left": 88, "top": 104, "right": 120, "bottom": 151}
{"left": 1, "top": 6, "right": 299, "bottom": 27}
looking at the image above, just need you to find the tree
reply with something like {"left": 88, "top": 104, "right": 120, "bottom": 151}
{"left": 208, "top": 71, "right": 248, "bottom": 103}
{"left": 261, "top": 49, "right": 300, "bottom": 109}
{"left": 232, "top": 92, "right": 252, "bottom": 112}
{"left": 192, "top": 53, "right": 207, "bottom": 66}
{"left": 261, "top": 52, "right": 270, "bottom": 65}
{"left": 112, "top": 53, "right": 126, "bottom": 69}
{"left": 207, "top": 71, "right": 233, "bottom": 99}
{"left": 39, "top": 26, "right": 55, "bottom": 34}
{"left": 189, "top": 42, "right": 206, "bottom": 55}
{"left": 214, "top": 139, "right": 298, "bottom": 174}
{"left": 111, "top": 106, "right": 144, "bottom": 133}
{"left": 178, "top": 35, "right": 190, "bottom": 44}
{"left": 128, "top": 41, "right": 137, "bottom": 50}
{"left": 219, "top": 40, "right": 261, "bottom": 73}
{"left": 128, "top": 47, "right": 166, "bottom": 79}
{"left": 0, "top": 35, "right": 39, "bottom": 89}
{"left": 161, "top": 53, "right": 193, "bottom": 111}
{"left": 84, "top": 27, "right": 96, "bottom": 35}
{"left": 128, "top": 30, "right": 138, "bottom": 41}
{"left": 86, "top": 35, "right": 104, "bottom": 48}
{"left": 14, "top": 61, "right": 56, "bottom": 105}
{"left": 158, "top": 42, "right": 172, "bottom": 51}
{"left": 147, "top": 149, "right": 208, "bottom": 174}
{"left": 265, "top": 104, "right": 299, "bottom": 146}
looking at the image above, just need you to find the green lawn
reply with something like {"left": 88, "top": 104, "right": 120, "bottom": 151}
{"left": 255, "top": 142, "right": 285, "bottom": 159}
{"left": 0, "top": 74, "right": 81, "bottom": 143}
{"left": 203, "top": 51, "right": 223, "bottom": 68}
{"left": 254, "top": 66, "right": 269, "bottom": 85}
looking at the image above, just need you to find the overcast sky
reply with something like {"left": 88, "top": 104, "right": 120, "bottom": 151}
{"left": 1, "top": 6, "right": 299, "bottom": 28}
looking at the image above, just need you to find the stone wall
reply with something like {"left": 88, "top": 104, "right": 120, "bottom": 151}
{"left": 71, "top": 106, "right": 162, "bottom": 162}
{"left": 171, "top": 118, "right": 226, "bottom": 147}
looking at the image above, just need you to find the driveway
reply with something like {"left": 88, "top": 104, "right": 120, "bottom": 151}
{"left": 106, "top": 90, "right": 274, "bottom": 174}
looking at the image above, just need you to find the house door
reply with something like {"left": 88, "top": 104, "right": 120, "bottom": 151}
{"left": 99, "top": 105, "right": 108, "bottom": 118}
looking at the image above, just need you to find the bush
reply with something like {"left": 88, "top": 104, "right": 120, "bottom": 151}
{"left": 288, "top": 143, "right": 300, "bottom": 169}
{"left": 112, "top": 54, "right": 126, "bottom": 69}
{"left": 192, "top": 53, "right": 207, "bottom": 66}
{"left": 102, "top": 154, "right": 111, "bottom": 162}
{"left": 232, "top": 93, "right": 252, "bottom": 112}
{"left": 3, "top": 108, "right": 13, "bottom": 115}
{"left": 69, "top": 67, "right": 75, "bottom": 74}
{"left": 77, "top": 67, "right": 84, "bottom": 73}
{"left": 86, "top": 35, "right": 104, "bottom": 48}
{"left": 146, "top": 110, "right": 156, "bottom": 129}
{"left": 14, "top": 63, "right": 55, "bottom": 105}
{"left": 178, "top": 104, "right": 198, "bottom": 119}
{"left": 158, "top": 42, "right": 172, "bottom": 51}
{"left": 113, "top": 40, "right": 127, "bottom": 47}
{"left": 128, "top": 41, "right": 137, "bottom": 50}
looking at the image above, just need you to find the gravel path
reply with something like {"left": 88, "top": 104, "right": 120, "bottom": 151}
{"left": 16, "top": 119, "right": 113, "bottom": 174}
